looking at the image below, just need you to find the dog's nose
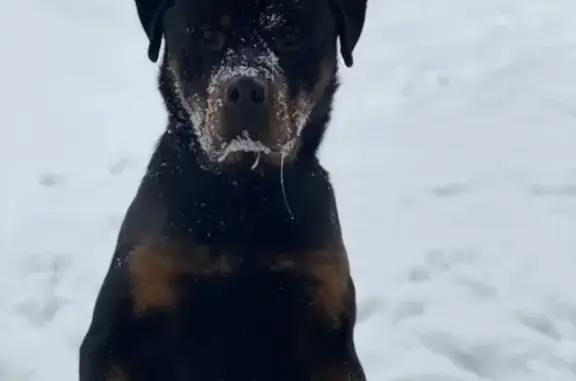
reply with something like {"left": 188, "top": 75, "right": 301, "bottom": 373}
{"left": 226, "top": 77, "right": 268, "bottom": 108}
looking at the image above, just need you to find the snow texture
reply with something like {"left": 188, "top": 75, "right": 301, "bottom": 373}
{"left": 2, "top": 0, "right": 576, "bottom": 380}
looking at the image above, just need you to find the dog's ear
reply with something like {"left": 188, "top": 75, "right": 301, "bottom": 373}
{"left": 134, "top": 0, "right": 173, "bottom": 63}
{"left": 330, "top": 0, "right": 367, "bottom": 68}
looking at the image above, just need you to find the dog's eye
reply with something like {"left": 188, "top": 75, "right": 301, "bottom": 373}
{"left": 199, "top": 28, "right": 226, "bottom": 51}
{"left": 276, "top": 28, "right": 302, "bottom": 51}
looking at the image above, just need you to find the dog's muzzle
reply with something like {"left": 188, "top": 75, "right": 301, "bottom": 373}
{"left": 222, "top": 76, "right": 270, "bottom": 141}
{"left": 168, "top": 46, "right": 313, "bottom": 167}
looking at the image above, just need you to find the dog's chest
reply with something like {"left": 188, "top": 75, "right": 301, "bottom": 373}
{"left": 127, "top": 242, "right": 320, "bottom": 318}
{"left": 125, "top": 244, "right": 341, "bottom": 380}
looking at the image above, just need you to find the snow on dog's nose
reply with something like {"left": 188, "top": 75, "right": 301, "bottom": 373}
{"left": 223, "top": 76, "right": 270, "bottom": 141}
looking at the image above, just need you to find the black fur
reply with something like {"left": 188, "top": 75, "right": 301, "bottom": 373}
{"left": 80, "top": 0, "right": 368, "bottom": 380}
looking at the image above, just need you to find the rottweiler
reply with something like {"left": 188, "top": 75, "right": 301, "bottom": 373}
{"left": 79, "top": 0, "right": 368, "bottom": 380}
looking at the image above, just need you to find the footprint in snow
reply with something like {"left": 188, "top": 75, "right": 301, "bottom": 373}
{"left": 16, "top": 254, "right": 72, "bottom": 327}
{"left": 530, "top": 184, "right": 576, "bottom": 197}
{"left": 430, "top": 182, "right": 472, "bottom": 198}
{"left": 38, "top": 173, "right": 66, "bottom": 188}
{"left": 108, "top": 157, "right": 132, "bottom": 176}
{"left": 357, "top": 296, "right": 385, "bottom": 323}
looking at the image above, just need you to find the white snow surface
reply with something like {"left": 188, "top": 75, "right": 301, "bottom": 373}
{"left": 2, "top": 0, "right": 576, "bottom": 380}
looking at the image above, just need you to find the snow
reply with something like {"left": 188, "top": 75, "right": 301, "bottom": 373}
{"left": 2, "top": 0, "right": 576, "bottom": 380}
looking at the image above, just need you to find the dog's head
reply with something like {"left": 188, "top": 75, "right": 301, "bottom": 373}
{"left": 134, "top": 0, "right": 367, "bottom": 171}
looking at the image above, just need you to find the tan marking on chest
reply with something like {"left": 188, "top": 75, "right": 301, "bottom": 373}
{"left": 220, "top": 14, "right": 231, "bottom": 29}
{"left": 308, "top": 255, "right": 349, "bottom": 324}
{"left": 268, "top": 241, "right": 351, "bottom": 327}
{"left": 106, "top": 366, "right": 128, "bottom": 381}
{"left": 128, "top": 242, "right": 234, "bottom": 316}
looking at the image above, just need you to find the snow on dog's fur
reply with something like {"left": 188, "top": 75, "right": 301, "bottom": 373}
{"left": 167, "top": 35, "right": 315, "bottom": 167}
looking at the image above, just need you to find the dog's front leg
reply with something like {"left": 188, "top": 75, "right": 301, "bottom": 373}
{"left": 339, "top": 276, "right": 367, "bottom": 381}
{"left": 271, "top": 246, "right": 367, "bottom": 381}
{"left": 311, "top": 274, "right": 367, "bottom": 381}
{"left": 79, "top": 254, "right": 133, "bottom": 381}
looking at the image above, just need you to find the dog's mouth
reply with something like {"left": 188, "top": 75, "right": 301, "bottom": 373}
{"left": 217, "top": 131, "right": 271, "bottom": 164}
{"left": 168, "top": 49, "right": 314, "bottom": 169}
{"left": 215, "top": 129, "right": 304, "bottom": 171}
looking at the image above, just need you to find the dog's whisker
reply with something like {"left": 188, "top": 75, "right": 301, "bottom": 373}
{"left": 280, "top": 150, "right": 294, "bottom": 222}
{"left": 251, "top": 151, "right": 261, "bottom": 170}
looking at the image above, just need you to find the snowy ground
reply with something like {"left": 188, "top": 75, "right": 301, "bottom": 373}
{"left": 2, "top": 0, "right": 576, "bottom": 380}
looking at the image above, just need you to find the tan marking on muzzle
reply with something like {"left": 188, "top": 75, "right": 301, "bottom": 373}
{"left": 166, "top": 49, "right": 334, "bottom": 166}
{"left": 266, "top": 77, "right": 292, "bottom": 150}
{"left": 310, "top": 59, "right": 336, "bottom": 103}
{"left": 264, "top": 59, "right": 336, "bottom": 163}
{"left": 168, "top": 58, "right": 225, "bottom": 160}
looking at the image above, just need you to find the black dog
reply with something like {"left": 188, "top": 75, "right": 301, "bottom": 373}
{"left": 79, "top": 0, "right": 367, "bottom": 380}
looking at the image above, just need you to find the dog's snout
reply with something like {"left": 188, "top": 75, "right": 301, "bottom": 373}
{"left": 222, "top": 76, "right": 271, "bottom": 141}
{"left": 226, "top": 77, "right": 268, "bottom": 107}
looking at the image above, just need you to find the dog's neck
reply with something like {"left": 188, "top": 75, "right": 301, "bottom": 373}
{"left": 137, "top": 117, "right": 341, "bottom": 253}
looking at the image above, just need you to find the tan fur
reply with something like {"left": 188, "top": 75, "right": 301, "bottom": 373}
{"left": 128, "top": 242, "right": 234, "bottom": 316}
{"left": 267, "top": 241, "right": 350, "bottom": 328}
{"left": 106, "top": 366, "right": 128, "bottom": 381}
